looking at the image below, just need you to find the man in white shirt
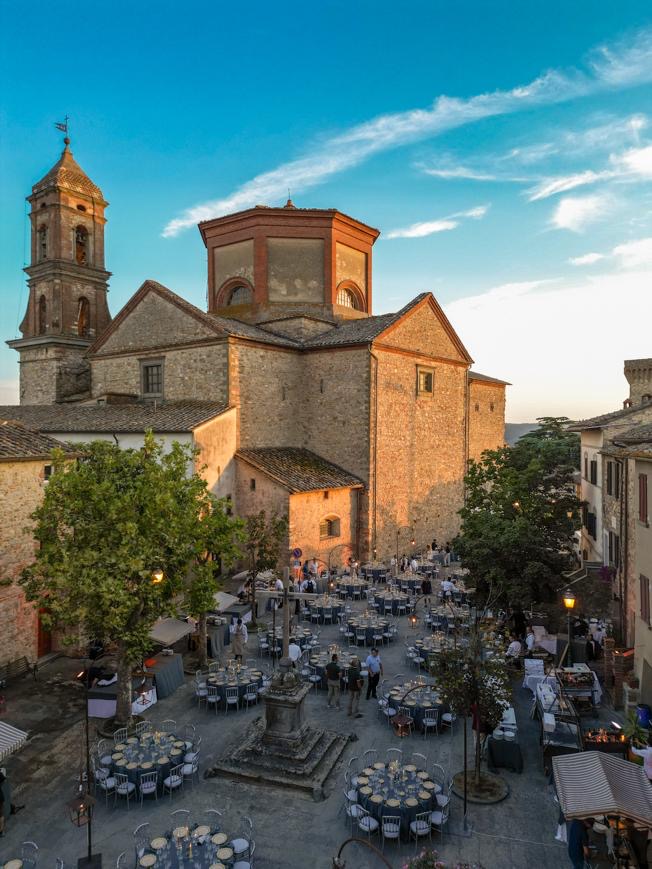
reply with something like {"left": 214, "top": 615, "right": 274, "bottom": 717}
{"left": 308, "top": 558, "right": 319, "bottom": 578}
{"left": 288, "top": 642, "right": 302, "bottom": 667}
{"left": 506, "top": 636, "right": 522, "bottom": 658}
{"left": 525, "top": 627, "right": 535, "bottom": 653}
{"left": 631, "top": 743, "right": 652, "bottom": 782}
{"left": 365, "top": 648, "right": 383, "bottom": 699}
{"left": 410, "top": 557, "right": 418, "bottom": 573}
{"left": 441, "top": 578, "right": 454, "bottom": 598}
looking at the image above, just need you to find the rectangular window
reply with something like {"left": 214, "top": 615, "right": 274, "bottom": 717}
{"left": 590, "top": 460, "right": 598, "bottom": 485}
{"left": 587, "top": 511, "right": 597, "bottom": 540}
{"left": 584, "top": 456, "right": 588, "bottom": 480}
{"left": 615, "top": 462, "right": 621, "bottom": 499}
{"left": 608, "top": 531, "right": 620, "bottom": 567}
{"left": 416, "top": 366, "right": 434, "bottom": 396}
{"left": 43, "top": 464, "right": 53, "bottom": 481}
{"left": 250, "top": 478, "right": 256, "bottom": 491}
{"left": 641, "top": 574, "right": 650, "bottom": 625}
{"left": 640, "top": 473, "right": 649, "bottom": 524}
{"left": 319, "top": 517, "right": 341, "bottom": 539}
{"left": 606, "top": 462, "right": 613, "bottom": 496}
{"left": 141, "top": 360, "right": 164, "bottom": 397}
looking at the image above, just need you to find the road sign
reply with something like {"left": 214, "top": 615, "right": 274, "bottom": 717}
{"left": 292, "top": 547, "right": 302, "bottom": 558}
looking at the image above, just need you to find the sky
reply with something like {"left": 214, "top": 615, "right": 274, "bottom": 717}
{"left": 1, "top": 1, "right": 652, "bottom": 421}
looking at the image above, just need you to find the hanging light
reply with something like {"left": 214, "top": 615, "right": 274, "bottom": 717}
{"left": 512, "top": 500, "right": 521, "bottom": 511}
{"left": 563, "top": 588, "right": 576, "bottom": 610}
{"left": 151, "top": 568, "right": 164, "bottom": 584}
{"left": 66, "top": 792, "right": 95, "bottom": 827}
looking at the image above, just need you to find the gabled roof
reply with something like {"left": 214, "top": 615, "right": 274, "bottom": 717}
{"left": 469, "top": 371, "right": 511, "bottom": 386}
{"left": 32, "top": 143, "right": 104, "bottom": 199}
{"left": 617, "top": 423, "right": 652, "bottom": 443}
{"left": 568, "top": 403, "right": 650, "bottom": 431}
{"left": 0, "top": 401, "right": 228, "bottom": 434}
{"left": 236, "top": 447, "right": 364, "bottom": 493}
{"left": 0, "top": 420, "right": 75, "bottom": 461}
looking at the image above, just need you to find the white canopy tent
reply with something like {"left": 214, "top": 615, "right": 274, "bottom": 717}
{"left": 0, "top": 721, "right": 28, "bottom": 761}
{"left": 148, "top": 617, "right": 192, "bottom": 646}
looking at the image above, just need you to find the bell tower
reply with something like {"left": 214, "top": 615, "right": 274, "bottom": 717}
{"left": 7, "top": 136, "right": 111, "bottom": 404}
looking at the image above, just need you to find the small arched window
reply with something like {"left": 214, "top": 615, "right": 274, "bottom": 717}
{"left": 77, "top": 297, "right": 90, "bottom": 337}
{"left": 319, "top": 515, "right": 341, "bottom": 539}
{"left": 38, "top": 295, "right": 47, "bottom": 335}
{"left": 38, "top": 226, "right": 48, "bottom": 262}
{"left": 75, "top": 226, "right": 88, "bottom": 265}
{"left": 336, "top": 287, "right": 358, "bottom": 309}
{"left": 227, "top": 285, "right": 252, "bottom": 305}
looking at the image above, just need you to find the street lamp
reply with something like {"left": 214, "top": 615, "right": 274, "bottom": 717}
{"left": 563, "top": 588, "right": 576, "bottom": 666}
{"left": 70, "top": 663, "right": 101, "bottom": 868}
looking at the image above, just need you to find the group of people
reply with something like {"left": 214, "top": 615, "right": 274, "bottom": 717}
{"left": 323, "top": 648, "right": 384, "bottom": 718}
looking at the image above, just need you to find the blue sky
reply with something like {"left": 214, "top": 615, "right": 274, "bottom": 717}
{"left": 1, "top": 1, "right": 652, "bottom": 420}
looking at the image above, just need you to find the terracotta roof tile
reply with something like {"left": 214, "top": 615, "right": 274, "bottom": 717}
{"left": 568, "top": 404, "right": 651, "bottom": 430}
{"left": 236, "top": 447, "right": 364, "bottom": 493}
{"left": 0, "top": 401, "right": 228, "bottom": 434}
{"left": 32, "top": 144, "right": 103, "bottom": 199}
{"left": 469, "top": 371, "right": 511, "bottom": 386}
{"left": 0, "top": 420, "right": 75, "bottom": 460}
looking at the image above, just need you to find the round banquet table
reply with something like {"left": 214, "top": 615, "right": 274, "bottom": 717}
{"left": 375, "top": 593, "right": 409, "bottom": 616}
{"left": 309, "top": 648, "right": 356, "bottom": 685}
{"left": 384, "top": 682, "right": 446, "bottom": 731}
{"left": 309, "top": 596, "right": 343, "bottom": 623}
{"left": 347, "top": 615, "right": 389, "bottom": 645}
{"left": 336, "top": 578, "right": 369, "bottom": 598}
{"left": 207, "top": 666, "right": 263, "bottom": 702}
{"left": 397, "top": 576, "right": 422, "bottom": 592}
{"left": 132, "top": 824, "right": 243, "bottom": 867}
{"left": 266, "top": 627, "right": 313, "bottom": 650}
{"left": 109, "top": 732, "right": 187, "bottom": 786}
{"left": 355, "top": 762, "right": 438, "bottom": 837}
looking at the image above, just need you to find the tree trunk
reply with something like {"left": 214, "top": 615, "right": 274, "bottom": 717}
{"left": 475, "top": 727, "right": 482, "bottom": 785}
{"left": 115, "top": 640, "right": 133, "bottom": 727}
{"left": 198, "top": 613, "right": 208, "bottom": 669}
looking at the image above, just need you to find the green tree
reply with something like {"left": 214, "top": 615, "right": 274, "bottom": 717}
{"left": 511, "top": 416, "right": 580, "bottom": 472}
{"left": 455, "top": 417, "right": 581, "bottom": 608}
{"left": 242, "top": 510, "right": 288, "bottom": 625}
{"left": 185, "top": 497, "right": 244, "bottom": 669}
{"left": 21, "top": 434, "right": 215, "bottom": 725}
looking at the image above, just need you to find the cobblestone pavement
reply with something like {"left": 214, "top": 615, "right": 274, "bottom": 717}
{"left": 1, "top": 596, "right": 610, "bottom": 869}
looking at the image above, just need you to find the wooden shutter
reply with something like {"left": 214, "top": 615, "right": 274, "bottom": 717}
{"left": 606, "top": 462, "right": 613, "bottom": 496}
{"left": 615, "top": 463, "right": 621, "bottom": 498}
{"left": 641, "top": 575, "right": 651, "bottom": 625}
{"left": 640, "top": 474, "right": 649, "bottom": 523}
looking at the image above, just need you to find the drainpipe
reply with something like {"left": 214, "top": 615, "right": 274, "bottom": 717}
{"left": 368, "top": 346, "right": 379, "bottom": 560}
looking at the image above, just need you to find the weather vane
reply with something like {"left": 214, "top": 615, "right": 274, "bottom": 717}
{"left": 54, "top": 115, "right": 70, "bottom": 144}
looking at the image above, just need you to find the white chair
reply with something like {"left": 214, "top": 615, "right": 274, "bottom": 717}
{"left": 409, "top": 810, "right": 432, "bottom": 848}
{"left": 225, "top": 686, "right": 240, "bottom": 713}
{"left": 363, "top": 748, "right": 378, "bottom": 766}
{"left": 206, "top": 685, "right": 221, "bottom": 714}
{"left": 94, "top": 766, "right": 116, "bottom": 805}
{"left": 356, "top": 629, "right": 367, "bottom": 647}
{"left": 322, "top": 607, "right": 333, "bottom": 625}
{"left": 243, "top": 682, "right": 258, "bottom": 709}
{"left": 233, "top": 839, "right": 255, "bottom": 869}
{"left": 133, "top": 822, "right": 150, "bottom": 861}
{"left": 423, "top": 708, "right": 439, "bottom": 738}
{"left": 381, "top": 814, "right": 401, "bottom": 851}
{"left": 116, "top": 853, "right": 127, "bottom": 868}
{"left": 208, "top": 661, "right": 220, "bottom": 674}
{"left": 343, "top": 771, "right": 357, "bottom": 803}
{"left": 139, "top": 770, "right": 158, "bottom": 804}
{"left": 183, "top": 723, "right": 196, "bottom": 750}
{"left": 308, "top": 666, "right": 322, "bottom": 691}
{"left": 114, "top": 773, "right": 136, "bottom": 809}
{"left": 205, "top": 807, "right": 223, "bottom": 833}
{"left": 182, "top": 755, "right": 200, "bottom": 787}
{"left": 440, "top": 710, "right": 456, "bottom": 731}
{"left": 411, "top": 752, "right": 428, "bottom": 769}
{"left": 184, "top": 735, "right": 202, "bottom": 763}
{"left": 113, "top": 726, "right": 127, "bottom": 744}
{"left": 135, "top": 720, "right": 151, "bottom": 737}
{"left": 378, "top": 698, "right": 397, "bottom": 726}
{"left": 386, "top": 748, "right": 402, "bottom": 764}
{"left": 163, "top": 763, "right": 184, "bottom": 799}
{"left": 310, "top": 607, "right": 321, "bottom": 624}
{"left": 436, "top": 780, "right": 452, "bottom": 809}
{"left": 160, "top": 718, "right": 176, "bottom": 734}
{"left": 356, "top": 806, "right": 379, "bottom": 839}
{"left": 195, "top": 677, "right": 208, "bottom": 708}
{"left": 20, "top": 842, "right": 38, "bottom": 868}
{"left": 171, "top": 808, "right": 191, "bottom": 829}
{"left": 398, "top": 705, "right": 415, "bottom": 734}
{"left": 431, "top": 797, "right": 450, "bottom": 838}
{"left": 231, "top": 816, "right": 253, "bottom": 861}
{"left": 431, "top": 762, "right": 447, "bottom": 794}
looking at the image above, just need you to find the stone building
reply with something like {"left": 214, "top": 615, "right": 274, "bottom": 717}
{"left": 5, "top": 143, "right": 509, "bottom": 567}
{"left": 0, "top": 420, "right": 75, "bottom": 666}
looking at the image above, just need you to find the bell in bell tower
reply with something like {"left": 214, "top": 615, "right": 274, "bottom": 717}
{"left": 7, "top": 134, "right": 112, "bottom": 404}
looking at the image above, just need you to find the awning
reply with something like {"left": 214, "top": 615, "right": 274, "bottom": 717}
{"left": 149, "top": 618, "right": 192, "bottom": 646}
{"left": 0, "top": 721, "right": 28, "bottom": 761}
{"left": 553, "top": 751, "right": 652, "bottom": 827}
{"left": 213, "top": 591, "right": 239, "bottom": 611}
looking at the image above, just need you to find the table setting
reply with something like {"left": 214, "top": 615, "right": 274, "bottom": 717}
{"left": 374, "top": 590, "right": 410, "bottom": 616}
{"left": 266, "top": 626, "right": 313, "bottom": 650}
{"left": 347, "top": 613, "right": 389, "bottom": 645}
{"left": 309, "top": 645, "right": 355, "bottom": 684}
{"left": 206, "top": 663, "right": 263, "bottom": 703}
{"left": 336, "top": 577, "right": 369, "bottom": 598}
{"left": 133, "top": 821, "right": 244, "bottom": 867}
{"left": 355, "top": 758, "right": 437, "bottom": 837}
{"left": 309, "top": 594, "right": 343, "bottom": 623}
{"left": 109, "top": 731, "right": 186, "bottom": 786}
{"left": 384, "top": 679, "right": 445, "bottom": 730}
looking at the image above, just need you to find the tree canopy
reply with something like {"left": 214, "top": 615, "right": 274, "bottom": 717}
{"left": 454, "top": 417, "right": 581, "bottom": 608}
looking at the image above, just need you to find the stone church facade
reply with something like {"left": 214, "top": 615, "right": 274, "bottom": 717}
{"left": 5, "top": 143, "right": 509, "bottom": 568}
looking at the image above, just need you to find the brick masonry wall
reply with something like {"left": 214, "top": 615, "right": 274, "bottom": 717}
{"left": 91, "top": 342, "right": 229, "bottom": 402}
{"left": 288, "top": 488, "right": 358, "bottom": 570}
{"left": 468, "top": 380, "right": 506, "bottom": 463}
{"left": 0, "top": 459, "right": 46, "bottom": 665}
{"left": 234, "top": 459, "right": 290, "bottom": 557}
{"left": 18, "top": 346, "right": 61, "bottom": 405}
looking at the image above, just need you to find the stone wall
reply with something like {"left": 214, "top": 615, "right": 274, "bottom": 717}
{"left": 234, "top": 458, "right": 290, "bottom": 555}
{"left": 192, "top": 408, "right": 237, "bottom": 499}
{"left": 371, "top": 346, "right": 467, "bottom": 561}
{"left": 468, "top": 380, "right": 506, "bottom": 463}
{"left": 91, "top": 342, "right": 229, "bottom": 403}
{"left": 633, "top": 456, "right": 652, "bottom": 700}
{"left": 0, "top": 459, "right": 47, "bottom": 665}
{"left": 288, "top": 488, "right": 359, "bottom": 570}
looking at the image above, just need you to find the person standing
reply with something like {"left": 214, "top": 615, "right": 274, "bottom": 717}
{"left": 421, "top": 575, "right": 432, "bottom": 607}
{"left": 231, "top": 618, "right": 248, "bottom": 662}
{"left": 347, "top": 656, "right": 363, "bottom": 718}
{"left": 365, "top": 648, "right": 383, "bottom": 699}
{"left": 444, "top": 543, "right": 451, "bottom": 566}
{"left": 325, "top": 654, "right": 341, "bottom": 709}
{"left": 566, "top": 818, "right": 592, "bottom": 869}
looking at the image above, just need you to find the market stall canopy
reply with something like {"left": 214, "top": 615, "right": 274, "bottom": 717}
{"left": 553, "top": 751, "right": 652, "bottom": 826}
{"left": 149, "top": 618, "right": 192, "bottom": 646}
{"left": 0, "top": 721, "right": 28, "bottom": 761}
{"left": 213, "top": 591, "right": 239, "bottom": 611}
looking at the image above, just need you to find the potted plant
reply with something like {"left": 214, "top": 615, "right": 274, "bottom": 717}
{"left": 622, "top": 710, "right": 648, "bottom": 763}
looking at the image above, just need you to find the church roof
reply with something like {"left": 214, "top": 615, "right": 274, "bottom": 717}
{"left": 32, "top": 142, "right": 104, "bottom": 199}
{"left": 236, "top": 447, "right": 364, "bottom": 493}
{"left": 0, "top": 419, "right": 75, "bottom": 461}
{"left": 469, "top": 371, "right": 511, "bottom": 386}
{"left": 0, "top": 401, "right": 228, "bottom": 434}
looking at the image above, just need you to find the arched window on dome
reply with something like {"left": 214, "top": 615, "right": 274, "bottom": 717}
{"left": 38, "top": 226, "right": 48, "bottom": 262}
{"left": 77, "top": 297, "right": 90, "bottom": 337}
{"left": 75, "top": 226, "right": 89, "bottom": 265}
{"left": 38, "top": 295, "right": 47, "bottom": 335}
{"left": 336, "top": 287, "right": 359, "bottom": 309}
{"left": 227, "top": 285, "right": 252, "bottom": 306}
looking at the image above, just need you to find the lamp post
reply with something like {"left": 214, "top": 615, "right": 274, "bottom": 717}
{"left": 563, "top": 588, "right": 576, "bottom": 666}
{"left": 71, "top": 661, "right": 100, "bottom": 868}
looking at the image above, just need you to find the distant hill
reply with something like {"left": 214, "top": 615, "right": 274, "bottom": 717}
{"left": 505, "top": 422, "right": 538, "bottom": 446}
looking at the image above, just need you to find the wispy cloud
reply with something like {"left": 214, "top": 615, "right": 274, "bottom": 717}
{"left": 551, "top": 194, "right": 610, "bottom": 231}
{"left": 569, "top": 252, "right": 605, "bottom": 266}
{"left": 422, "top": 165, "right": 500, "bottom": 182}
{"left": 386, "top": 205, "right": 489, "bottom": 239}
{"left": 162, "top": 29, "right": 652, "bottom": 236}
{"left": 527, "top": 170, "right": 612, "bottom": 201}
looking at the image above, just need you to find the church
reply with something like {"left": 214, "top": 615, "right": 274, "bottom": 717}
{"left": 3, "top": 140, "right": 509, "bottom": 566}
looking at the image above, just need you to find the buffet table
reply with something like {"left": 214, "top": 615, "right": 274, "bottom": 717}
{"left": 146, "top": 653, "right": 185, "bottom": 699}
